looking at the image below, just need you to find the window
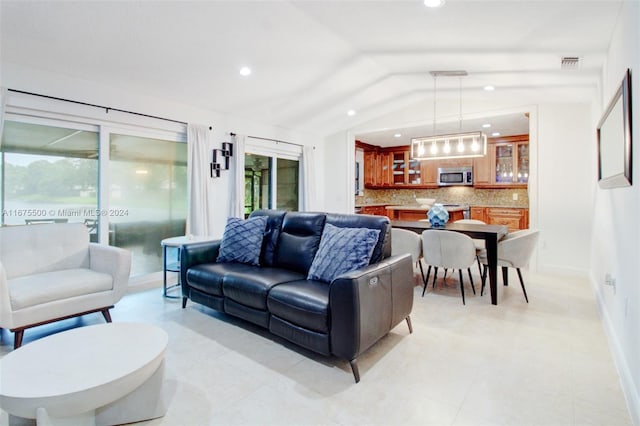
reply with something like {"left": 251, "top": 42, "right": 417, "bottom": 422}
{"left": 243, "top": 138, "right": 301, "bottom": 216}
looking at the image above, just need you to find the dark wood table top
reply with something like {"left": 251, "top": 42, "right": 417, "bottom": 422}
{"left": 391, "top": 220, "right": 509, "bottom": 240}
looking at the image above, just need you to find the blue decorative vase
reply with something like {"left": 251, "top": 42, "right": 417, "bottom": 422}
{"left": 428, "top": 203, "right": 449, "bottom": 227}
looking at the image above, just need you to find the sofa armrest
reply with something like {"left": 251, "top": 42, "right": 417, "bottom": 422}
{"left": 89, "top": 243, "right": 132, "bottom": 302}
{"left": 180, "top": 240, "right": 222, "bottom": 291}
{"left": 329, "top": 253, "right": 414, "bottom": 361}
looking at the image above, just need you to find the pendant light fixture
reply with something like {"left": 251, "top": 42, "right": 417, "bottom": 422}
{"left": 411, "top": 71, "right": 487, "bottom": 161}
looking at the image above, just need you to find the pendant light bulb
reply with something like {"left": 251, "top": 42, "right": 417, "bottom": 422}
{"left": 430, "top": 142, "right": 438, "bottom": 155}
{"left": 457, "top": 139, "right": 465, "bottom": 153}
{"left": 443, "top": 139, "right": 451, "bottom": 154}
{"left": 418, "top": 143, "right": 425, "bottom": 156}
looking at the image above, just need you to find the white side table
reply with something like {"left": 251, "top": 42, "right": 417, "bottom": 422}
{"left": 161, "top": 235, "right": 217, "bottom": 298}
{"left": 0, "top": 322, "right": 169, "bottom": 426}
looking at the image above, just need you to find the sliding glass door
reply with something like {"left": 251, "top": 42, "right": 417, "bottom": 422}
{"left": 1, "top": 117, "right": 187, "bottom": 277}
{"left": 108, "top": 133, "right": 187, "bottom": 275}
{"left": 244, "top": 153, "right": 299, "bottom": 216}
{"left": 0, "top": 120, "right": 99, "bottom": 237}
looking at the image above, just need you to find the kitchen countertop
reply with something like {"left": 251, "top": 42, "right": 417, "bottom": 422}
{"left": 354, "top": 203, "right": 389, "bottom": 208}
{"left": 384, "top": 205, "right": 467, "bottom": 212}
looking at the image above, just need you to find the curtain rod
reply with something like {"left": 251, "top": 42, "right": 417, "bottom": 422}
{"left": 247, "top": 135, "right": 303, "bottom": 147}
{"left": 8, "top": 88, "right": 188, "bottom": 126}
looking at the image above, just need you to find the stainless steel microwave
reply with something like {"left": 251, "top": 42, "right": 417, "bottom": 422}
{"left": 437, "top": 166, "right": 473, "bottom": 186}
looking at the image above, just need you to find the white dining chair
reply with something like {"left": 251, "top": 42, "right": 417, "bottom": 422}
{"left": 392, "top": 228, "right": 425, "bottom": 285}
{"left": 421, "top": 230, "right": 477, "bottom": 305}
{"left": 478, "top": 229, "right": 539, "bottom": 302}
{"left": 454, "top": 218, "right": 487, "bottom": 276}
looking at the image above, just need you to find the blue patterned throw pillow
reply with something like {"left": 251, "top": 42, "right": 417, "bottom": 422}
{"left": 307, "top": 223, "right": 380, "bottom": 283}
{"left": 217, "top": 216, "right": 268, "bottom": 266}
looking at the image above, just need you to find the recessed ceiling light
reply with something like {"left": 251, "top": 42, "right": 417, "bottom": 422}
{"left": 424, "top": 0, "right": 445, "bottom": 7}
{"left": 484, "top": 85, "right": 495, "bottom": 91}
{"left": 492, "top": 132, "right": 501, "bottom": 137}
{"left": 347, "top": 109, "right": 356, "bottom": 116}
{"left": 239, "top": 67, "right": 252, "bottom": 76}
{"left": 482, "top": 123, "right": 491, "bottom": 128}
{"left": 394, "top": 133, "right": 402, "bottom": 138}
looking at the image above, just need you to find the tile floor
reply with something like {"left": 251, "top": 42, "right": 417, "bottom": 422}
{"left": 0, "top": 270, "right": 633, "bottom": 425}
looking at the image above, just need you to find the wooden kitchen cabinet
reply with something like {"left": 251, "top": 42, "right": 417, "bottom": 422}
{"left": 360, "top": 205, "right": 390, "bottom": 217}
{"left": 473, "top": 154, "right": 491, "bottom": 185}
{"left": 485, "top": 207, "right": 528, "bottom": 231}
{"left": 364, "top": 151, "right": 392, "bottom": 187}
{"left": 470, "top": 206, "right": 486, "bottom": 222}
{"left": 487, "top": 135, "right": 529, "bottom": 187}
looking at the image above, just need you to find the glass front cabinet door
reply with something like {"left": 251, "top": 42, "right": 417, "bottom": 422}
{"left": 491, "top": 137, "right": 529, "bottom": 185}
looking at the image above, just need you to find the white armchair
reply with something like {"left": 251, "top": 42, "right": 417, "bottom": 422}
{"left": 479, "top": 229, "right": 539, "bottom": 302}
{"left": 0, "top": 223, "right": 131, "bottom": 348}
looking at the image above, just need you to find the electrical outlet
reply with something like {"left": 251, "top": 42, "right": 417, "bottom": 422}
{"left": 605, "top": 273, "right": 616, "bottom": 294}
{"left": 512, "top": 193, "right": 518, "bottom": 201}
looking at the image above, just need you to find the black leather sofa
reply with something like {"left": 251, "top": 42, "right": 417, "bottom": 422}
{"left": 180, "top": 210, "right": 414, "bottom": 382}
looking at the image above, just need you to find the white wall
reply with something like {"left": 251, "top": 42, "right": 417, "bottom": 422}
{"left": 536, "top": 103, "right": 594, "bottom": 274}
{"left": 0, "top": 63, "right": 323, "bottom": 238}
{"left": 590, "top": 1, "right": 640, "bottom": 423}
{"left": 321, "top": 130, "right": 353, "bottom": 214}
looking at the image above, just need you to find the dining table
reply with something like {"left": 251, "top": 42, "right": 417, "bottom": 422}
{"left": 391, "top": 220, "right": 509, "bottom": 305}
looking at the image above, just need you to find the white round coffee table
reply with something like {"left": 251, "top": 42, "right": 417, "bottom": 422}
{"left": 0, "top": 322, "right": 169, "bottom": 426}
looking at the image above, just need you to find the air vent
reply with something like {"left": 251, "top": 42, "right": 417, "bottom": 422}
{"left": 429, "top": 70, "right": 468, "bottom": 77}
{"left": 561, "top": 56, "right": 580, "bottom": 69}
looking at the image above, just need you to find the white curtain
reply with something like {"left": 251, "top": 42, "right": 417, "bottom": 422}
{"left": 302, "top": 145, "right": 316, "bottom": 211}
{"left": 187, "top": 124, "right": 213, "bottom": 236}
{"left": 229, "top": 134, "right": 246, "bottom": 218}
{"left": 0, "top": 88, "right": 8, "bottom": 148}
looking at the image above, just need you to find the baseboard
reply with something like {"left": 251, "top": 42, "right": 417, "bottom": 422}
{"left": 590, "top": 275, "right": 640, "bottom": 425}
{"left": 127, "top": 271, "right": 166, "bottom": 294}
{"left": 537, "top": 264, "right": 590, "bottom": 278}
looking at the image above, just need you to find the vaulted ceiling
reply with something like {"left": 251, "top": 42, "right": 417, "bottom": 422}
{"left": 0, "top": 0, "right": 623, "bottom": 138}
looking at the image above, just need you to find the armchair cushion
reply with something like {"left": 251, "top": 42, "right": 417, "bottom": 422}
{"left": 217, "top": 216, "right": 268, "bottom": 266}
{"left": 307, "top": 224, "right": 380, "bottom": 283}
{"left": 8, "top": 269, "right": 113, "bottom": 310}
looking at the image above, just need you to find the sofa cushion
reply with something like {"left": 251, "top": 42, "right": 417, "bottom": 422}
{"left": 326, "top": 213, "right": 391, "bottom": 264}
{"left": 8, "top": 269, "right": 113, "bottom": 310}
{"left": 273, "top": 212, "right": 325, "bottom": 274}
{"left": 267, "top": 280, "right": 330, "bottom": 333}
{"left": 248, "top": 210, "right": 286, "bottom": 267}
{"left": 307, "top": 223, "right": 380, "bottom": 283}
{"left": 222, "top": 266, "right": 305, "bottom": 310}
{"left": 217, "top": 216, "right": 268, "bottom": 266}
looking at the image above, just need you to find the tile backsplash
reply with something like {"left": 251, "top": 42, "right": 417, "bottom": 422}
{"left": 355, "top": 187, "right": 529, "bottom": 207}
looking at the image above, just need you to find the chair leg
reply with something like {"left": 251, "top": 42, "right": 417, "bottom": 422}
{"left": 101, "top": 308, "right": 112, "bottom": 323}
{"left": 502, "top": 266, "right": 509, "bottom": 286}
{"left": 14, "top": 330, "right": 24, "bottom": 349}
{"left": 349, "top": 359, "right": 360, "bottom": 383}
{"left": 432, "top": 267, "right": 439, "bottom": 288}
{"left": 458, "top": 269, "right": 466, "bottom": 305}
{"left": 468, "top": 268, "right": 476, "bottom": 295}
{"left": 417, "top": 260, "right": 426, "bottom": 286}
{"left": 476, "top": 256, "right": 482, "bottom": 277}
{"left": 516, "top": 268, "right": 529, "bottom": 303}
{"left": 481, "top": 265, "right": 487, "bottom": 296}
{"left": 405, "top": 316, "right": 413, "bottom": 334}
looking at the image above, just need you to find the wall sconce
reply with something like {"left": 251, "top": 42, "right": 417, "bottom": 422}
{"left": 210, "top": 142, "right": 234, "bottom": 178}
